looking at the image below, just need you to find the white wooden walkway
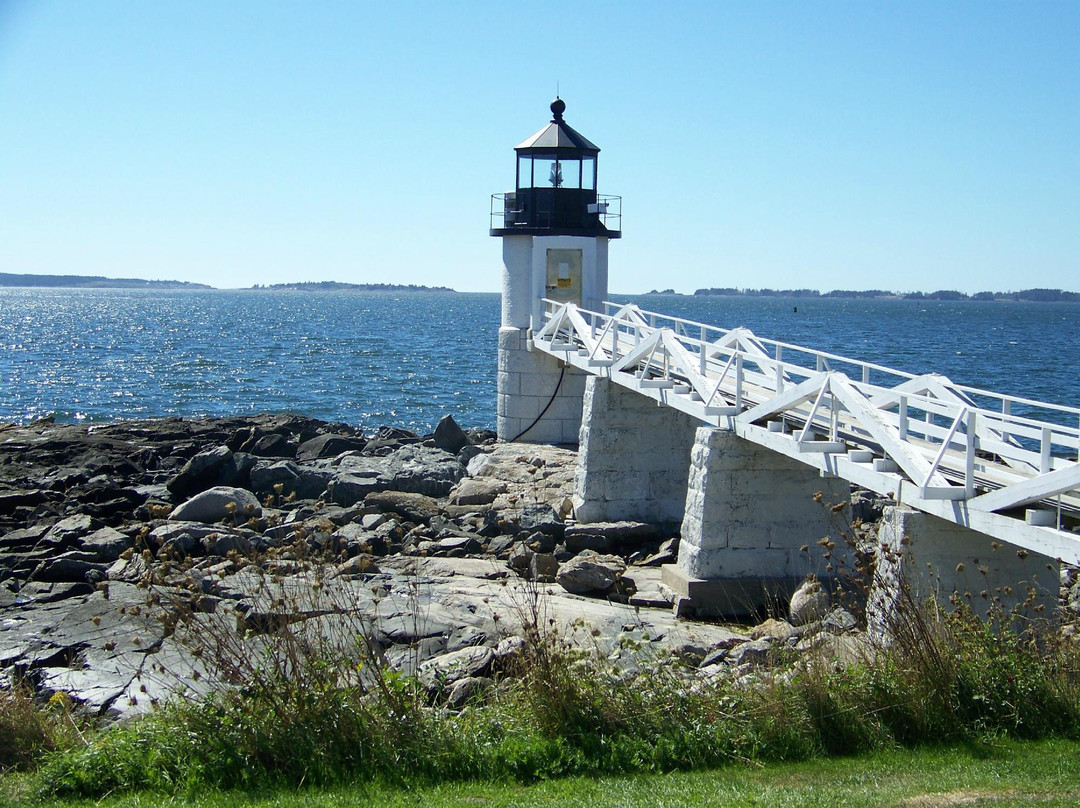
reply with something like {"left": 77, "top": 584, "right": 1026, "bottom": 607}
{"left": 533, "top": 299, "right": 1080, "bottom": 566}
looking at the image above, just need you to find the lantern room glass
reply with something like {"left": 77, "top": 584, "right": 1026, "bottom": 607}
{"left": 517, "top": 155, "right": 593, "bottom": 189}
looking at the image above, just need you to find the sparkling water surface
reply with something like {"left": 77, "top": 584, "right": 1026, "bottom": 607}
{"left": 1, "top": 288, "right": 1078, "bottom": 432}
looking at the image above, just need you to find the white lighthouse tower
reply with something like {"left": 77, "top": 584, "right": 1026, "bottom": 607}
{"left": 490, "top": 97, "right": 621, "bottom": 444}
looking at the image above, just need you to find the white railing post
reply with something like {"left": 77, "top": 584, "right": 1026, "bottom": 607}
{"left": 1042, "top": 427, "right": 1053, "bottom": 473}
{"left": 735, "top": 352, "right": 744, "bottom": 412}
{"left": 699, "top": 326, "right": 707, "bottom": 376}
{"left": 1002, "top": 399, "right": 1011, "bottom": 444}
{"left": 830, "top": 388, "right": 838, "bottom": 441}
{"left": 966, "top": 410, "right": 976, "bottom": 498}
{"left": 775, "top": 345, "right": 784, "bottom": 394}
{"left": 899, "top": 395, "right": 909, "bottom": 441}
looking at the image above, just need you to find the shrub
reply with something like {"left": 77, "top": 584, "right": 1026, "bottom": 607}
{"left": 0, "top": 686, "right": 81, "bottom": 771}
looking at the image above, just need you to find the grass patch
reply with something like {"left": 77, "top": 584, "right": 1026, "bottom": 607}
{"left": 8, "top": 738, "right": 1080, "bottom": 807}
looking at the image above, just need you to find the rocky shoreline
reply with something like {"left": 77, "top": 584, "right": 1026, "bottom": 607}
{"left": 0, "top": 414, "right": 750, "bottom": 720}
{"left": 2, "top": 414, "right": 1075, "bottom": 723}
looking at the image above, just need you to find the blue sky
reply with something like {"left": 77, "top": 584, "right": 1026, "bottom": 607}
{"left": 1, "top": 1, "right": 1077, "bottom": 294}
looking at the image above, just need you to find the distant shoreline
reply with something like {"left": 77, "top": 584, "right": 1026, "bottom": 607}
{"left": 0, "top": 273, "right": 212, "bottom": 290}
{"left": 0, "top": 273, "right": 455, "bottom": 293}
{"left": 646, "top": 287, "right": 1080, "bottom": 303}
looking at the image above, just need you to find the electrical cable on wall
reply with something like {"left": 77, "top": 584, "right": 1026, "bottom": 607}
{"left": 509, "top": 364, "right": 565, "bottom": 442}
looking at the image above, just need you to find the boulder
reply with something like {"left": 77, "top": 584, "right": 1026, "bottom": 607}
{"left": 728, "top": 638, "right": 774, "bottom": 667}
{"left": 297, "top": 434, "right": 367, "bottom": 462}
{"left": 432, "top": 415, "right": 471, "bottom": 455}
{"left": 750, "top": 618, "right": 796, "bottom": 642}
{"left": 364, "top": 491, "right": 441, "bottom": 525}
{"left": 328, "top": 471, "right": 384, "bottom": 506}
{"left": 169, "top": 487, "right": 262, "bottom": 525}
{"left": 249, "top": 433, "right": 296, "bottom": 458}
{"left": 448, "top": 478, "right": 506, "bottom": 507}
{"left": 556, "top": 551, "right": 626, "bottom": 595}
{"left": 515, "top": 503, "right": 564, "bottom": 537}
{"left": 790, "top": 577, "right": 829, "bottom": 626}
{"left": 529, "top": 553, "right": 559, "bottom": 582}
{"left": 33, "top": 552, "right": 109, "bottom": 583}
{"left": 445, "top": 676, "right": 493, "bottom": 709}
{"left": 249, "top": 460, "right": 301, "bottom": 493}
{"left": 417, "top": 645, "right": 494, "bottom": 692}
{"left": 167, "top": 445, "right": 237, "bottom": 499}
{"left": 383, "top": 445, "right": 466, "bottom": 497}
{"left": 43, "top": 514, "right": 101, "bottom": 547}
{"left": 78, "top": 527, "right": 133, "bottom": 562}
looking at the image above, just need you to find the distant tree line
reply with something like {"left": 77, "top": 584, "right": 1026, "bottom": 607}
{"left": 692, "top": 287, "right": 1080, "bottom": 302}
{"left": 256, "top": 281, "right": 455, "bottom": 292}
{"left": 0, "top": 273, "right": 210, "bottom": 289}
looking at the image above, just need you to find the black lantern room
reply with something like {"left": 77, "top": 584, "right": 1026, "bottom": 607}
{"left": 490, "top": 98, "right": 621, "bottom": 238}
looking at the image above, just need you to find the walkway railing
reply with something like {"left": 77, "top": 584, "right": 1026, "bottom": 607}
{"left": 533, "top": 299, "right": 1080, "bottom": 562}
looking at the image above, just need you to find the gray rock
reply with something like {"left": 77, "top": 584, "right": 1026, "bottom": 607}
{"left": 508, "top": 544, "right": 533, "bottom": 573}
{"left": 851, "top": 489, "right": 886, "bottom": 524}
{"left": 445, "top": 675, "right": 493, "bottom": 709}
{"left": 417, "top": 645, "right": 494, "bottom": 692}
{"left": 0, "top": 524, "right": 50, "bottom": 550}
{"left": 167, "top": 445, "right": 237, "bottom": 499}
{"left": 33, "top": 552, "right": 109, "bottom": 583}
{"left": 150, "top": 520, "right": 230, "bottom": 545}
{"left": 517, "top": 503, "right": 564, "bottom": 537}
{"left": 169, "top": 486, "right": 262, "bottom": 525}
{"left": 790, "top": 578, "right": 829, "bottom": 626}
{"left": 556, "top": 551, "right": 626, "bottom": 595}
{"left": 565, "top": 521, "right": 660, "bottom": 544}
{"left": 448, "top": 478, "right": 506, "bottom": 506}
{"left": 78, "top": 527, "right": 133, "bottom": 562}
{"left": 436, "top": 536, "right": 484, "bottom": 556}
{"left": 365, "top": 491, "right": 441, "bottom": 524}
{"left": 250, "top": 433, "right": 296, "bottom": 458}
{"left": 249, "top": 460, "right": 301, "bottom": 493}
{"left": 529, "top": 552, "right": 559, "bottom": 582}
{"left": 728, "top": 638, "right": 774, "bottom": 667}
{"left": 44, "top": 514, "right": 101, "bottom": 547}
{"left": 328, "top": 471, "right": 383, "bottom": 506}
{"left": 202, "top": 531, "right": 257, "bottom": 557}
{"left": 823, "top": 608, "right": 858, "bottom": 635}
{"left": 297, "top": 434, "right": 367, "bottom": 462}
{"left": 432, "top": 415, "right": 471, "bottom": 455}
{"left": 383, "top": 445, "right": 466, "bottom": 497}
{"left": 563, "top": 531, "right": 612, "bottom": 554}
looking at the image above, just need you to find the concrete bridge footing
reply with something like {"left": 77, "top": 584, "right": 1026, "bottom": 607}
{"left": 573, "top": 376, "right": 699, "bottom": 525}
{"left": 867, "top": 505, "right": 1059, "bottom": 639}
{"left": 661, "top": 427, "right": 851, "bottom": 617}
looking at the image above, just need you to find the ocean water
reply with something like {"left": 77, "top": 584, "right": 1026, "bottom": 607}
{"left": 1, "top": 288, "right": 1078, "bottom": 433}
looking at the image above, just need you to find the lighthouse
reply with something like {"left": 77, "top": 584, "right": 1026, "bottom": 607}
{"left": 490, "top": 97, "right": 621, "bottom": 444}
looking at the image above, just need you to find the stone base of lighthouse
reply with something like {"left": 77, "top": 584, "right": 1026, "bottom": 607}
{"left": 497, "top": 326, "right": 587, "bottom": 445}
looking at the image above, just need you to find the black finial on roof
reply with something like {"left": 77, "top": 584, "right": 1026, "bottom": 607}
{"left": 550, "top": 96, "right": 566, "bottom": 122}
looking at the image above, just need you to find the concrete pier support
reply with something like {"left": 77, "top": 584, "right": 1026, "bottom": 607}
{"left": 663, "top": 426, "right": 850, "bottom": 616}
{"left": 867, "top": 506, "right": 1059, "bottom": 638}
{"left": 496, "top": 326, "right": 587, "bottom": 445}
{"left": 573, "top": 377, "right": 700, "bottom": 525}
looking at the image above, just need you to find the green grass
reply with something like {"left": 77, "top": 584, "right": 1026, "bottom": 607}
{"left": 6, "top": 738, "right": 1080, "bottom": 807}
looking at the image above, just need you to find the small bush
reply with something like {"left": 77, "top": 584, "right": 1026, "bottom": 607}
{"left": 0, "top": 686, "right": 81, "bottom": 771}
